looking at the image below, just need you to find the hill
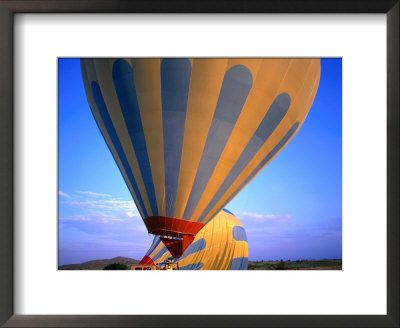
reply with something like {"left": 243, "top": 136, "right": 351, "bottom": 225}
{"left": 59, "top": 256, "right": 140, "bottom": 270}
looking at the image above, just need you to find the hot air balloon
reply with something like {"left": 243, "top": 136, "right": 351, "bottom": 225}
{"left": 80, "top": 58, "right": 320, "bottom": 258}
{"left": 139, "top": 209, "right": 248, "bottom": 270}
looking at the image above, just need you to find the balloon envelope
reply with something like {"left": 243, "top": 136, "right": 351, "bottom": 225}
{"left": 140, "top": 209, "right": 248, "bottom": 270}
{"left": 81, "top": 58, "right": 320, "bottom": 256}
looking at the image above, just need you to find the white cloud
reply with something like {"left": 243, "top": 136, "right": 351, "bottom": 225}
{"left": 59, "top": 190, "right": 141, "bottom": 223}
{"left": 75, "top": 190, "right": 112, "bottom": 198}
{"left": 58, "top": 190, "right": 71, "bottom": 198}
{"left": 59, "top": 216, "right": 93, "bottom": 222}
{"left": 237, "top": 211, "right": 291, "bottom": 222}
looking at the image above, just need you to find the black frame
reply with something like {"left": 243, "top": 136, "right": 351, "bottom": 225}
{"left": 0, "top": 1, "right": 398, "bottom": 327}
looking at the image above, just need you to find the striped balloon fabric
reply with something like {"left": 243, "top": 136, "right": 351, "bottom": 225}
{"left": 140, "top": 209, "right": 248, "bottom": 270}
{"left": 81, "top": 58, "right": 320, "bottom": 255}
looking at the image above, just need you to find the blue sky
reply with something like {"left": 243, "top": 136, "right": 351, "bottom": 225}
{"left": 58, "top": 58, "right": 342, "bottom": 266}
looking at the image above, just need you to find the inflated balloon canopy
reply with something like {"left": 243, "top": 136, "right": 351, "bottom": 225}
{"left": 81, "top": 58, "right": 320, "bottom": 257}
{"left": 140, "top": 209, "right": 248, "bottom": 270}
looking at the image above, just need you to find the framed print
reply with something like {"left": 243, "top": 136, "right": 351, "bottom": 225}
{"left": 0, "top": 1, "right": 398, "bottom": 327}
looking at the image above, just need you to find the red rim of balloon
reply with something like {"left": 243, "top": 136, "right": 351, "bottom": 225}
{"left": 143, "top": 216, "right": 205, "bottom": 238}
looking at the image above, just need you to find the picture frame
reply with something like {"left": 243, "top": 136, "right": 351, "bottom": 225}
{"left": 0, "top": 0, "right": 398, "bottom": 327}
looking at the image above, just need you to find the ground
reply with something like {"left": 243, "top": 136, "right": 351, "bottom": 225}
{"left": 248, "top": 259, "right": 342, "bottom": 270}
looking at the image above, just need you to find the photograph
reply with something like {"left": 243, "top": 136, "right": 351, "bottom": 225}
{"left": 1, "top": 0, "right": 397, "bottom": 325}
{"left": 58, "top": 58, "right": 342, "bottom": 271}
